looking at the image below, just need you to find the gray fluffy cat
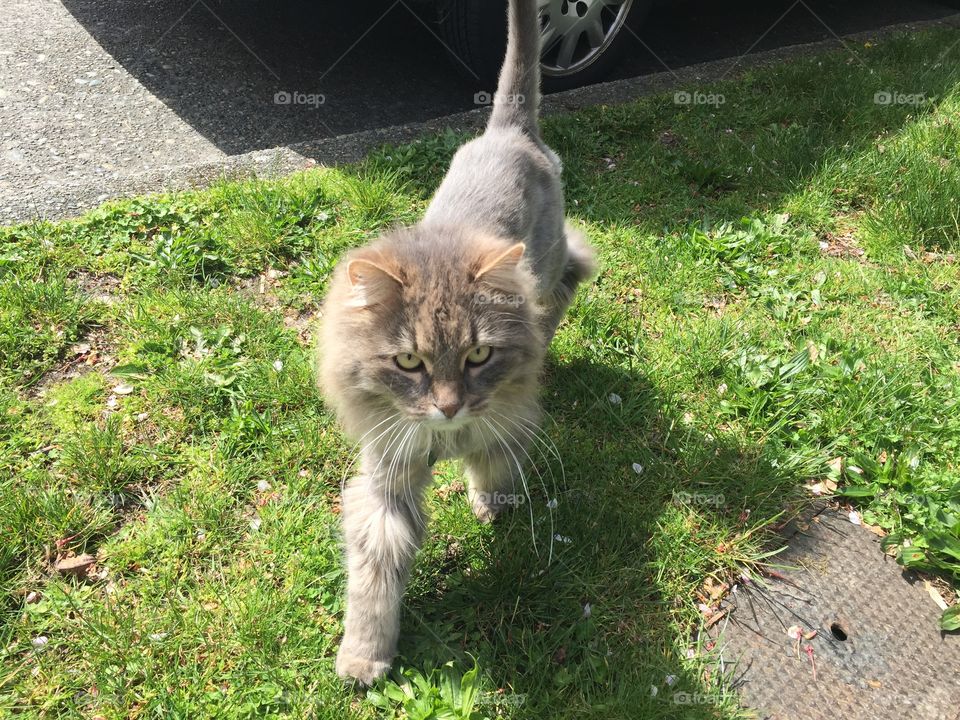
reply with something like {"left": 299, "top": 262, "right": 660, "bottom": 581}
{"left": 318, "top": 0, "right": 595, "bottom": 686}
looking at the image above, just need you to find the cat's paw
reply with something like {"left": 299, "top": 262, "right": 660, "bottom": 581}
{"left": 469, "top": 491, "right": 505, "bottom": 524}
{"left": 335, "top": 647, "right": 392, "bottom": 687}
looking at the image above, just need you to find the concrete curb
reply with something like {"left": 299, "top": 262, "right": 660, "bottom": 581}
{"left": 11, "top": 12, "right": 960, "bottom": 224}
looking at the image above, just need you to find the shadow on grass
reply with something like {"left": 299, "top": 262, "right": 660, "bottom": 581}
{"left": 387, "top": 358, "right": 808, "bottom": 718}
{"left": 356, "top": 30, "right": 960, "bottom": 258}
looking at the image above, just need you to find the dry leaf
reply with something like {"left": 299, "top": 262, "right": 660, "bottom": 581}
{"left": 700, "top": 577, "right": 729, "bottom": 603}
{"left": 704, "top": 608, "right": 728, "bottom": 628}
{"left": 925, "top": 580, "right": 949, "bottom": 611}
{"left": 55, "top": 553, "right": 96, "bottom": 578}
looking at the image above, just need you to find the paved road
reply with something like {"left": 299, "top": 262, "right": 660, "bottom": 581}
{"left": 1, "top": 0, "right": 957, "bottom": 222}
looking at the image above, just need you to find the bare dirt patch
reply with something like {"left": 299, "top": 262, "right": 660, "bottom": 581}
{"left": 28, "top": 326, "right": 115, "bottom": 400}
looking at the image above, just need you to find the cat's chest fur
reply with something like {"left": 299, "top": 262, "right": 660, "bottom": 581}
{"left": 426, "top": 424, "right": 487, "bottom": 464}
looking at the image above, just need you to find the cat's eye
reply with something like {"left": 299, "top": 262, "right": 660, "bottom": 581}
{"left": 465, "top": 345, "right": 492, "bottom": 366}
{"left": 395, "top": 352, "right": 423, "bottom": 371}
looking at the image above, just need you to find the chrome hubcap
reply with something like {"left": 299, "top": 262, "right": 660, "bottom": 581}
{"left": 538, "top": 0, "right": 634, "bottom": 77}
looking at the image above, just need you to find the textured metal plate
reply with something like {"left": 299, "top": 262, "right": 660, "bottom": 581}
{"left": 712, "top": 509, "right": 960, "bottom": 720}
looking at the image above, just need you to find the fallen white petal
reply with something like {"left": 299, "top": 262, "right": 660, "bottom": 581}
{"left": 632, "top": 463, "right": 644, "bottom": 475}
{"left": 31, "top": 636, "right": 49, "bottom": 650}
{"left": 608, "top": 393, "right": 622, "bottom": 405}
{"left": 257, "top": 480, "right": 271, "bottom": 493}
{"left": 848, "top": 510, "right": 862, "bottom": 525}
{"left": 113, "top": 383, "right": 134, "bottom": 395}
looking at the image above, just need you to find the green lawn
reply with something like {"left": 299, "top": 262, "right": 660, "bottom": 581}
{"left": 3, "top": 27, "right": 960, "bottom": 719}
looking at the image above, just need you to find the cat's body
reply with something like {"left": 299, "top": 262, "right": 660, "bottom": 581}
{"left": 318, "top": 0, "right": 594, "bottom": 686}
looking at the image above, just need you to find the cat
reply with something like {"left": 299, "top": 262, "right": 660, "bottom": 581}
{"left": 317, "top": 0, "right": 595, "bottom": 686}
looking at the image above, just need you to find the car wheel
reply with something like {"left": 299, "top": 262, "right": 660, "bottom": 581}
{"left": 437, "top": 0, "right": 652, "bottom": 93}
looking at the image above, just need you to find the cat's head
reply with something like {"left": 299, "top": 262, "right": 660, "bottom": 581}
{"left": 319, "top": 225, "right": 544, "bottom": 438}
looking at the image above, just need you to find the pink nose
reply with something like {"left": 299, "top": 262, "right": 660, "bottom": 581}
{"left": 436, "top": 401, "right": 462, "bottom": 419}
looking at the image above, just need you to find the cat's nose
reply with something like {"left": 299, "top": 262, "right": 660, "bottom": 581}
{"left": 436, "top": 401, "right": 463, "bottom": 418}
{"left": 432, "top": 381, "right": 463, "bottom": 419}
{"left": 435, "top": 401, "right": 462, "bottom": 419}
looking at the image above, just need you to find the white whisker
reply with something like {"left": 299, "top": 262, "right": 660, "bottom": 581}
{"left": 485, "top": 414, "right": 556, "bottom": 565}
{"left": 340, "top": 413, "right": 404, "bottom": 498}
{"left": 481, "top": 417, "right": 540, "bottom": 559}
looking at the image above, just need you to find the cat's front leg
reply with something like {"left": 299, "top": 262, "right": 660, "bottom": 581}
{"left": 465, "top": 440, "right": 529, "bottom": 524}
{"left": 336, "top": 461, "right": 429, "bottom": 686}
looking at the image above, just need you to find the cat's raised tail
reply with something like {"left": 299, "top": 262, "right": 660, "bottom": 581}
{"left": 489, "top": 0, "right": 541, "bottom": 136}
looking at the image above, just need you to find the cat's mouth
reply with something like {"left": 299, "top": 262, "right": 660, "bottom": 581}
{"left": 422, "top": 414, "right": 473, "bottom": 432}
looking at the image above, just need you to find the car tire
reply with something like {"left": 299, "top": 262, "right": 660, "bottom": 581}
{"left": 437, "top": 0, "right": 652, "bottom": 93}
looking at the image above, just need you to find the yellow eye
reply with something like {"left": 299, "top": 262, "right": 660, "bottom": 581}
{"left": 466, "top": 345, "right": 492, "bottom": 366}
{"left": 395, "top": 352, "right": 423, "bottom": 371}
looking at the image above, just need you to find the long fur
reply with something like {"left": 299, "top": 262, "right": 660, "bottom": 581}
{"left": 318, "top": 0, "right": 596, "bottom": 686}
{"left": 489, "top": 0, "right": 542, "bottom": 134}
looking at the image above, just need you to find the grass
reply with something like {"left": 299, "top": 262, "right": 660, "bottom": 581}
{"left": 2, "top": 26, "right": 960, "bottom": 718}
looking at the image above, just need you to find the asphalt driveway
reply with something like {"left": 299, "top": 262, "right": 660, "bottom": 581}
{"left": 1, "top": 0, "right": 957, "bottom": 222}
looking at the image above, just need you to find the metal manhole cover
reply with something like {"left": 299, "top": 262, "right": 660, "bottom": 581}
{"left": 712, "top": 509, "right": 960, "bottom": 720}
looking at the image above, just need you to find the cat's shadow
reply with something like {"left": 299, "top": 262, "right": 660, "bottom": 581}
{"left": 396, "top": 356, "right": 795, "bottom": 718}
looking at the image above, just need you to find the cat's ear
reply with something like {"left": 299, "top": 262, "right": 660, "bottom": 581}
{"left": 346, "top": 258, "right": 403, "bottom": 307}
{"left": 476, "top": 243, "right": 525, "bottom": 290}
